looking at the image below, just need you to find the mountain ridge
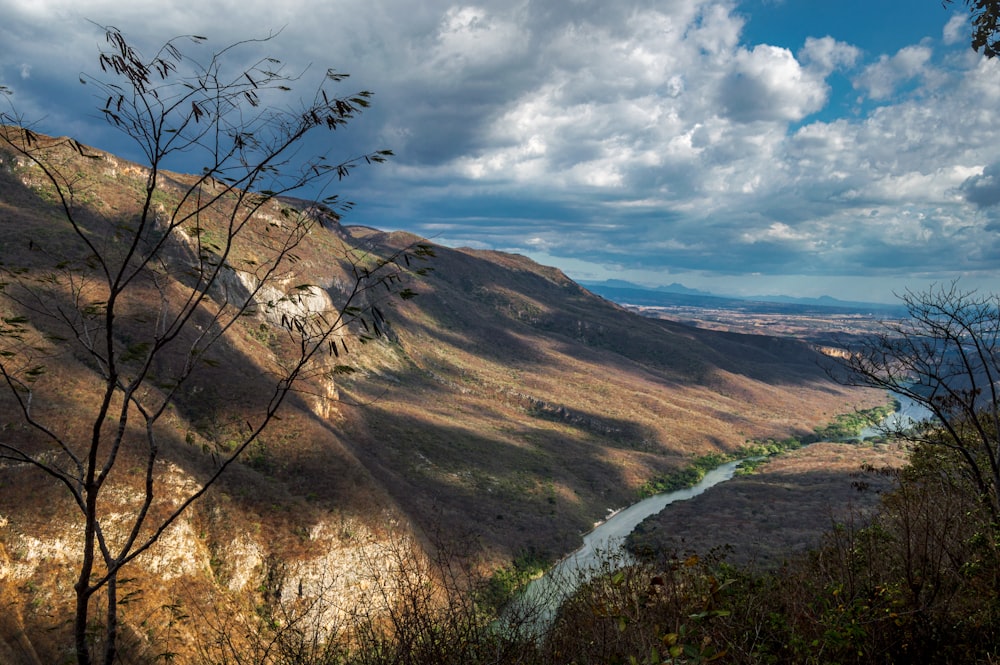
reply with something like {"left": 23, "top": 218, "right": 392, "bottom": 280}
{"left": 580, "top": 279, "right": 907, "bottom": 315}
{"left": 0, "top": 131, "right": 882, "bottom": 661}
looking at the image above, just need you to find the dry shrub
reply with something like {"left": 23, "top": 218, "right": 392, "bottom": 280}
{"left": 543, "top": 550, "right": 733, "bottom": 665}
{"left": 118, "top": 443, "right": 1000, "bottom": 665}
{"left": 192, "top": 531, "right": 541, "bottom": 665}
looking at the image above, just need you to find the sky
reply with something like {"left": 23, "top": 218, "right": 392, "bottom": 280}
{"left": 2, "top": 0, "right": 999, "bottom": 303}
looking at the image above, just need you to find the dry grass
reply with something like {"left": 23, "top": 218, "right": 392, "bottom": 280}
{"left": 630, "top": 441, "right": 910, "bottom": 567}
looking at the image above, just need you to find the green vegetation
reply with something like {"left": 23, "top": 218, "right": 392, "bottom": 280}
{"left": 481, "top": 551, "right": 550, "bottom": 613}
{"left": 732, "top": 456, "right": 769, "bottom": 475}
{"left": 638, "top": 452, "right": 730, "bottom": 497}
{"left": 809, "top": 402, "right": 897, "bottom": 442}
{"left": 638, "top": 401, "right": 895, "bottom": 496}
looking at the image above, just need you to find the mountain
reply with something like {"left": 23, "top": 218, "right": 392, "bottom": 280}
{"left": 588, "top": 279, "right": 713, "bottom": 297}
{"left": 0, "top": 133, "right": 881, "bottom": 661}
{"left": 580, "top": 279, "right": 908, "bottom": 316}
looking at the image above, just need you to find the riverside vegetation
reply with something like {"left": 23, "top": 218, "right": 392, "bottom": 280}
{"left": 180, "top": 405, "right": 999, "bottom": 665}
{"left": 637, "top": 403, "right": 897, "bottom": 496}
{"left": 164, "top": 436, "right": 1000, "bottom": 665}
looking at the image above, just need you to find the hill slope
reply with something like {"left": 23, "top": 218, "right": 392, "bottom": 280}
{"left": 339, "top": 240, "right": 881, "bottom": 558}
{"left": 0, "top": 133, "right": 879, "bottom": 661}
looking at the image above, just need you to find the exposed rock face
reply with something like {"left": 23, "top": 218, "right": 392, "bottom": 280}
{"left": 0, "top": 462, "right": 418, "bottom": 663}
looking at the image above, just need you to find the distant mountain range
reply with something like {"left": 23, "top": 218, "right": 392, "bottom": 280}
{"left": 579, "top": 280, "right": 909, "bottom": 317}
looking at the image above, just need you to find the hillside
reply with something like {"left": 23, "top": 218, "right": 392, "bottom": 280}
{"left": 0, "top": 132, "right": 880, "bottom": 661}
{"left": 338, "top": 242, "right": 883, "bottom": 559}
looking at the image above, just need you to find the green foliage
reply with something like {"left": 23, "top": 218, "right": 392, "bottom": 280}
{"left": 638, "top": 464, "right": 707, "bottom": 497}
{"left": 810, "top": 403, "right": 894, "bottom": 442}
{"left": 732, "top": 457, "right": 768, "bottom": 475}
{"left": 481, "top": 551, "right": 550, "bottom": 613}
{"left": 638, "top": 446, "right": 784, "bottom": 496}
{"left": 740, "top": 437, "right": 799, "bottom": 456}
{"left": 243, "top": 439, "right": 271, "bottom": 473}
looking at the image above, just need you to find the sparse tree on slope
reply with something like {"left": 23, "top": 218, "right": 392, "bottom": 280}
{"left": 0, "top": 27, "right": 429, "bottom": 665}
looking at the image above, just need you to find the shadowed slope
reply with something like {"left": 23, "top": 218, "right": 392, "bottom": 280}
{"left": 0, "top": 134, "right": 881, "bottom": 661}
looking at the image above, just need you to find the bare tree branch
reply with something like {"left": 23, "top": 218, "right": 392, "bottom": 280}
{"left": 0, "top": 25, "right": 427, "bottom": 665}
{"left": 836, "top": 282, "right": 1000, "bottom": 520}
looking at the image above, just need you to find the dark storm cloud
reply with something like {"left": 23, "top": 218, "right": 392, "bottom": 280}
{"left": 960, "top": 162, "right": 1000, "bottom": 209}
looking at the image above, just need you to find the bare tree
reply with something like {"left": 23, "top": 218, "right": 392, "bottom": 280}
{"left": 0, "top": 26, "right": 429, "bottom": 665}
{"left": 836, "top": 282, "right": 1000, "bottom": 520}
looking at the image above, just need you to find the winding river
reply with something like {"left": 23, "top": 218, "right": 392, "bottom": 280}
{"left": 510, "top": 394, "right": 935, "bottom": 633}
{"left": 507, "top": 459, "right": 748, "bottom": 633}
{"left": 859, "top": 393, "right": 932, "bottom": 439}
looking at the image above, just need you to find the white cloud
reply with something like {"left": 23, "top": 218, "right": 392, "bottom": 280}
{"left": 943, "top": 14, "right": 967, "bottom": 46}
{"left": 428, "top": 6, "right": 528, "bottom": 76}
{"left": 960, "top": 162, "right": 1000, "bottom": 208}
{"left": 798, "top": 36, "right": 860, "bottom": 75}
{"left": 854, "top": 45, "right": 933, "bottom": 100}
{"left": 720, "top": 44, "right": 828, "bottom": 123}
{"left": 2, "top": 0, "right": 998, "bottom": 300}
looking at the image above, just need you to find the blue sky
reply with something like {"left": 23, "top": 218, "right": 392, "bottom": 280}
{"left": 2, "top": 0, "right": 999, "bottom": 303}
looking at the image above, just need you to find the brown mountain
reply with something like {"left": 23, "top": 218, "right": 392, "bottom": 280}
{"left": 0, "top": 133, "right": 879, "bottom": 661}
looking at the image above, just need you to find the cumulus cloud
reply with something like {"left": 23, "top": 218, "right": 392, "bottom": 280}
{"left": 798, "top": 36, "right": 860, "bottom": 75}
{"left": 853, "top": 45, "right": 933, "bottom": 100}
{"left": 960, "top": 163, "right": 1000, "bottom": 208}
{"left": 426, "top": 6, "right": 529, "bottom": 77}
{"left": 1, "top": 0, "right": 997, "bottom": 300}
{"left": 720, "top": 44, "right": 828, "bottom": 122}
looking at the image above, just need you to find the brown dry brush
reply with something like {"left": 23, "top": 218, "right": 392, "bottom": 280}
{"left": 188, "top": 531, "right": 542, "bottom": 665}
{"left": 541, "top": 550, "right": 733, "bottom": 665}
{"left": 544, "top": 447, "right": 1000, "bottom": 665}
{"left": 0, "top": 25, "right": 428, "bottom": 665}
{"left": 716, "top": 449, "right": 1000, "bottom": 665}
{"left": 114, "top": 447, "right": 1000, "bottom": 665}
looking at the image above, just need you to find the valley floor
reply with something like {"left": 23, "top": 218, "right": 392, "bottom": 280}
{"left": 629, "top": 440, "right": 909, "bottom": 567}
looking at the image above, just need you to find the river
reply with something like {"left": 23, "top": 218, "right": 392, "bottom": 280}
{"left": 506, "top": 459, "right": 748, "bottom": 633}
{"left": 510, "top": 395, "right": 934, "bottom": 633}
{"left": 859, "top": 392, "right": 933, "bottom": 439}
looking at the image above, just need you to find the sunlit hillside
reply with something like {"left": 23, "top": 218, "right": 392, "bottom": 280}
{"left": 0, "top": 132, "right": 881, "bottom": 662}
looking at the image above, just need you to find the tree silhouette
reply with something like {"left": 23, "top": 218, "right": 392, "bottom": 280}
{"left": 945, "top": 0, "right": 1000, "bottom": 57}
{"left": 836, "top": 283, "right": 1000, "bottom": 521}
{"left": 0, "top": 26, "right": 430, "bottom": 665}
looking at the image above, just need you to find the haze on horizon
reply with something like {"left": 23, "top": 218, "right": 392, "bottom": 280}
{"left": 2, "top": 0, "right": 999, "bottom": 304}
